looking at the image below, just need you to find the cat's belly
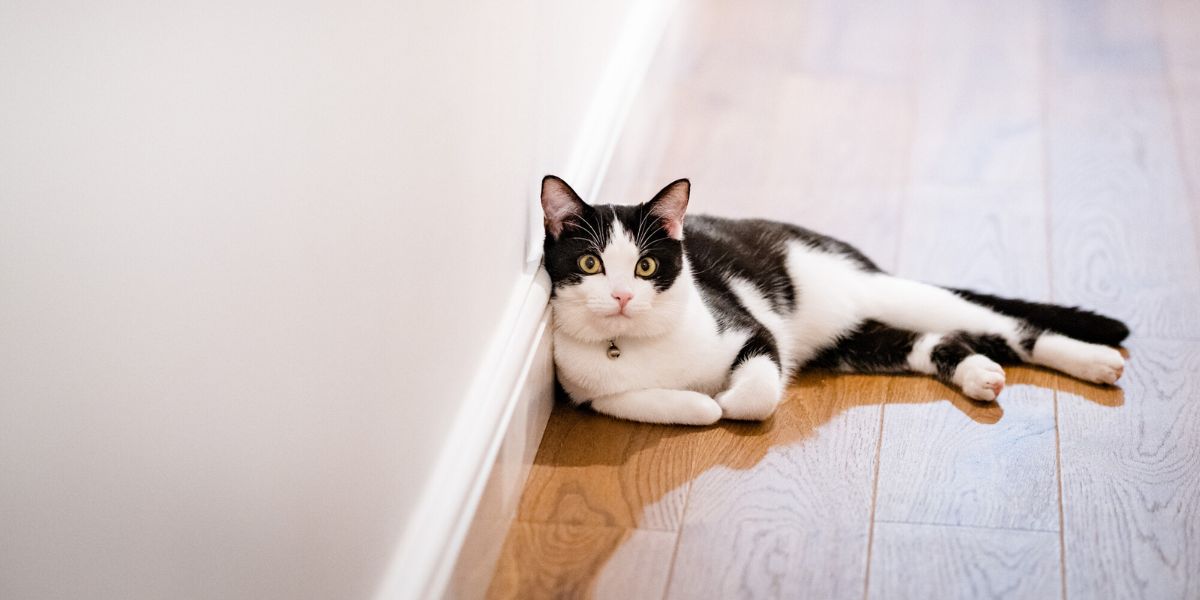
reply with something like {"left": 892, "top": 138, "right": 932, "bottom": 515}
{"left": 553, "top": 326, "right": 744, "bottom": 402}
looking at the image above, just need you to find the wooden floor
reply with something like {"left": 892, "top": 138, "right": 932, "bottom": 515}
{"left": 489, "top": 1, "right": 1200, "bottom": 598}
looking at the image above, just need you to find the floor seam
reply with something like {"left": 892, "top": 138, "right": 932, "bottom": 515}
{"left": 873, "top": 519, "right": 1060, "bottom": 535}
{"left": 658, "top": 473, "right": 694, "bottom": 599}
{"left": 1040, "top": 3, "right": 1068, "bottom": 598}
{"left": 861, "top": 403, "right": 888, "bottom": 600}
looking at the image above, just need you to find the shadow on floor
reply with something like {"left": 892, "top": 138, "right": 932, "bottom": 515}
{"left": 488, "top": 361, "right": 1125, "bottom": 598}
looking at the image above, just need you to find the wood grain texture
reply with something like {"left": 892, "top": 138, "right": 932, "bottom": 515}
{"left": 652, "top": 3, "right": 915, "bottom": 595}
{"left": 867, "top": 523, "right": 1061, "bottom": 600}
{"left": 874, "top": 0, "right": 1062, "bottom": 538}
{"left": 796, "top": 0, "right": 916, "bottom": 83}
{"left": 874, "top": 370, "right": 1060, "bottom": 532}
{"left": 1163, "top": 0, "right": 1200, "bottom": 279}
{"left": 665, "top": 374, "right": 887, "bottom": 599}
{"left": 1046, "top": 0, "right": 1200, "bottom": 339}
{"left": 487, "top": 524, "right": 676, "bottom": 600}
{"left": 1164, "top": 1, "right": 1200, "bottom": 75}
{"left": 908, "top": 0, "right": 1043, "bottom": 187}
{"left": 1057, "top": 341, "right": 1200, "bottom": 600}
{"left": 515, "top": 402, "right": 695, "bottom": 531}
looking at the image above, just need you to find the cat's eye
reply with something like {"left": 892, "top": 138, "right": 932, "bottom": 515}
{"left": 578, "top": 254, "right": 602, "bottom": 274}
{"left": 636, "top": 257, "right": 658, "bottom": 277}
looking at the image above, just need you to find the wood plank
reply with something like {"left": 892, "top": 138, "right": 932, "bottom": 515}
{"left": 1163, "top": 0, "right": 1200, "bottom": 75}
{"left": 1047, "top": 0, "right": 1163, "bottom": 76}
{"left": 879, "top": 188, "right": 1059, "bottom": 532}
{"left": 874, "top": 0, "right": 1062, "bottom": 537}
{"left": 665, "top": 373, "right": 887, "bottom": 599}
{"left": 649, "top": 3, "right": 913, "bottom": 597}
{"left": 908, "top": 0, "right": 1043, "bottom": 187}
{"left": 1046, "top": 0, "right": 1200, "bottom": 339}
{"left": 1162, "top": 0, "right": 1200, "bottom": 280}
{"left": 874, "top": 369, "right": 1060, "bottom": 532}
{"left": 514, "top": 402, "right": 695, "bottom": 531}
{"left": 487, "top": 524, "right": 676, "bottom": 600}
{"left": 1052, "top": 4, "right": 1200, "bottom": 599}
{"left": 1057, "top": 340, "right": 1200, "bottom": 600}
{"left": 759, "top": 75, "right": 913, "bottom": 188}
{"left": 867, "top": 522, "right": 1061, "bottom": 600}
{"left": 797, "top": 0, "right": 916, "bottom": 84}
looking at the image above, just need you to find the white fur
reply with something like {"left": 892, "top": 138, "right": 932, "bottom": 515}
{"left": 907, "top": 333, "right": 942, "bottom": 373}
{"left": 1032, "top": 333, "right": 1125, "bottom": 384}
{"left": 551, "top": 217, "right": 687, "bottom": 342}
{"left": 715, "top": 355, "right": 783, "bottom": 420}
{"left": 552, "top": 220, "right": 744, "bottom": 404}
{"left": 783, "top": 247, "right": 875, "bottom": 366}
{"left": 953, "top": 354, "right": 1007, "bottom": 402}
{"left": 591, "top": 388, "right": 722, "bottom": 426}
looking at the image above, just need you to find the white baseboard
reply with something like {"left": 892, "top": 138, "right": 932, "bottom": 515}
{"left": 373, "top": 1, "right": 677, "bottom": 598}
{"left": 443, "top": 309, "right": 555, "bottom": 598}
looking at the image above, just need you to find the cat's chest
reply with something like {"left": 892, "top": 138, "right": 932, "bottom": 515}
{"left": 553, "top": 324, "right": 744, "bottom": 401}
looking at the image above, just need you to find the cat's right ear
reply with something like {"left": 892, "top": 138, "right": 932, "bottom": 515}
{"left": 541, "top": 175, "right": 587, "bottom": 239}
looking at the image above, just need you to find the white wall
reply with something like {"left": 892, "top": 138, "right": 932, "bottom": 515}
{"left": 0, "top": 2, "right": 638, "bottom": 598}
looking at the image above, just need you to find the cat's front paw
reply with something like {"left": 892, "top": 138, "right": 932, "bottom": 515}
{"left": 954, "top": 354, "right": 1006, "bottom": 402}
{"left": 716, "top": 356, "right": 783, "bottom": 421}
{"left": 675, "top": 392, "right": 723, "bottom": 425}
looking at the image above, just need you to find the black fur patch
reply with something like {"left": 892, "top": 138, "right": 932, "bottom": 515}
{"left": 964, "top": 333, "right": 1022, "bottom": 364}
{"left": 931, "top": 331, "right": 1023, "bottom": 382}
{"left": 733, "top": 328, "right": 781, "bottom": 369}
{"left": 806, "top": 320, "right": 918, "bottom": 373}
{"left": 684, "top": 216, "right": 798, "bottom": 317}
{"left": 1018, "top": 323, "right": 1045, "bottom": 354}
{"left": 931, "top": 335, "right": 974, "bottom": 382}
{"left": 543, "top": 204, "right": 684, "bottom": 293}
{"left": 949, "top": 288, "right": 1130, "bottom": 346}
{"left": 543, "top": 203, "right": 616, "bottom": 292}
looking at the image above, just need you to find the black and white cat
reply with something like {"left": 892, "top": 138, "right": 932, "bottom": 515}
{"left": 541, "top": 175, "right": 1129, "bottom": 426}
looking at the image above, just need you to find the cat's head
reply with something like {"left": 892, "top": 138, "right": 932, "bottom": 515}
{"left": 541, "top": 176, "right": 691, "bottom": 342}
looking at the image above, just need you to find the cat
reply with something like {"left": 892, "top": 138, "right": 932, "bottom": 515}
{"left": 541, "top": 175, "right": 1129, "bottom": 426}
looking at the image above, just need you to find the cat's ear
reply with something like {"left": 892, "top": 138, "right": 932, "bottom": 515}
{"left": 541, "top": 175, "right": 587, "bottom": 239}
{"left": 647, "top": 178, "right": 690, "bottom": 240}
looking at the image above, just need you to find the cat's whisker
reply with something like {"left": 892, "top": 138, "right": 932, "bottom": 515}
{"left": 633, "top": 209, "right": 652, "bottom": 249}
{"left": 573, "top": 216, "right": 604, "bottom": 248}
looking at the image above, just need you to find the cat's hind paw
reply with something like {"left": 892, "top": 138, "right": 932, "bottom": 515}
{"left": 954, "top": 354, "right": 1006, "bottom": 402}
{"left": 1073, "top": 345, "right": 1125, "bottom": 385}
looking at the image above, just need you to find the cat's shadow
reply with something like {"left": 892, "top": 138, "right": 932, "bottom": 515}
{"left": 495, "top": 363, "right": 1125, "bottom": 596}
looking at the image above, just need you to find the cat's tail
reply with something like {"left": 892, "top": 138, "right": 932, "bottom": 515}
{"left": 948, "top": 288, "right": 1130, "bottom": 346}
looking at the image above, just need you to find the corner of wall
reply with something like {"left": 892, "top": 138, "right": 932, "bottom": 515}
{"left": 373, "top": 1, "right": 678, "bottom": 596}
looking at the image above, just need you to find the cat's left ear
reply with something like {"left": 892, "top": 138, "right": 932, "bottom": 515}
{"left": 541, "top": 175, "right": 587, "bottom": 239}
{"left": 647, "top": 178, "right": 690, "bottom": 240}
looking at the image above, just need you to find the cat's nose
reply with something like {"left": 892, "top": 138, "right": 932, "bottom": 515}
{"left": 611, "top": 289, "right": 633, "bottom": 309}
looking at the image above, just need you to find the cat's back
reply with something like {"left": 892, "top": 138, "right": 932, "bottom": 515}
{"left": 682, "top": 214, "right": 880, "bottom": 284}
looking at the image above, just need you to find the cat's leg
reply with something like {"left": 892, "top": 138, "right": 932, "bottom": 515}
{"left": 870, "top": 276, "right": 1125, "bottom": 385}
{"left": 908, "top": 332, "right": 1010, "bottom": 401}
{"left": 590, "top": 388, "right": 722, "bottom": 426}
{"left": 909, "top": 328, "right": 1123, "bottom": 396}
{"left": 715, "top": 332, "right": 785, "bottom": 420}
{"left": 1028, "top": 333, "right": 1125, "bottom": 384}
{"left": 810, "top": 321, "right": 1010, "bottom": 401}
